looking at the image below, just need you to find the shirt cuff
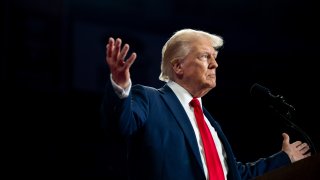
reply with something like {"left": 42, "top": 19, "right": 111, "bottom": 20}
{"left": 110, "top": 74, "right": 131, "bottom": 99}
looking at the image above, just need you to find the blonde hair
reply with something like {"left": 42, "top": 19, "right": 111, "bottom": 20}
{"left": 159, "top": 28, "right": 223, "bottom": 82}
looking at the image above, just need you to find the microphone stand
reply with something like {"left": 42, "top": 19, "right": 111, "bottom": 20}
{"left": 270, "top": 95, "right": 317, "bottom": 155}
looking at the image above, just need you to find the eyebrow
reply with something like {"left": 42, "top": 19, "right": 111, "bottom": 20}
{"left": 198, "top": 50, "right": 217, "bottom": 57}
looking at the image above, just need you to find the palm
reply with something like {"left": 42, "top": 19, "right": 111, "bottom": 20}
{"left": 281, "top": 133, "right": 311, "bottom": 162}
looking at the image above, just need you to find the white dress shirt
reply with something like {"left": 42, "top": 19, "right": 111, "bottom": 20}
{"left": 167, "top": 80, "right": 228, "bottom": 179}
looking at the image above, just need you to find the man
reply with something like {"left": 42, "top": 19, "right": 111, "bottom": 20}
{"left": 101, "top": 28, "right": 310, "bottom": 179}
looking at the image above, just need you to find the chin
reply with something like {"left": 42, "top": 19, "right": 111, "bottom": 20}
{"left": 209, "top": 80, "right": 216, "bottom": 86}
{"left": 205, "top": 82, "right": 216, "bottom": 89}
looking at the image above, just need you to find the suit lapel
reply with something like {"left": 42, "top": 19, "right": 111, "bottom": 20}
{"left": 159, "top": 84, "right": 204, "bottom": 172}
{"left": 203, "top": 108, "right": 230, "bottom": 151}
{"left": 203, "top": 108, "right": 241, "bottom": 179}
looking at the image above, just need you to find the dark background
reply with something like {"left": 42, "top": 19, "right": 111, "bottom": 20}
{"left": 3, "top": 0, "right": 320, "bottom": 178}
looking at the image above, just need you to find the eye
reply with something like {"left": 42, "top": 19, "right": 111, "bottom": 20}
{"left": 199, "top": 53, "right": 209, "bottom": 61}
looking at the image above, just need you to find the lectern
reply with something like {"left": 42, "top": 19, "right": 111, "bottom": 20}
{"left": 253, "top": 153, "right": 320, "bottom": 180}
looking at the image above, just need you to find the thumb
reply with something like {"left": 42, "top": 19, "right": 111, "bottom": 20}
{"left": 282, "top": 132, "right": 290, "bottom": 144}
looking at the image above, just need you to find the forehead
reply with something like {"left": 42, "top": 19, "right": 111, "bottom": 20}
{"left": 190, "top": 38, "right": 217, "bottom": 53}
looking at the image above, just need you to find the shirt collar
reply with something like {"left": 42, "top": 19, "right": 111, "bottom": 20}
{"left": 167, "top": 80, "right": 203, "bottom": 107}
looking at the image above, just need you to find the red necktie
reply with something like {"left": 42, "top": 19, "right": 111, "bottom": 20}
{"left": 190, "top": 98, "right": 225, "bottom": 180}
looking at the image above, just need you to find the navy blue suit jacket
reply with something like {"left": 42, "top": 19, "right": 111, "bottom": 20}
{"left": 101, "top": 80, "right": 290, "bottom": 180}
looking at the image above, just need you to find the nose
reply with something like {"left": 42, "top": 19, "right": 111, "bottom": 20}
{"left": 208, "top": 58, "right": 218, "bottom": 69}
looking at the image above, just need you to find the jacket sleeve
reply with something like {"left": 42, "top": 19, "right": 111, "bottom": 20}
{"left": 236, "top": 151, "right": 291, "bottom": 179}
{"left": 100, "top": 79, "right": 150, "bottom": 138}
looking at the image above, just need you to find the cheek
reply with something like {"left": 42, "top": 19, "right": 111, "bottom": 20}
{"left": 184, "top": 62, "right": 208, "bottom": 77}
{"left": 200, "top": 64, "right": 209, "bottom": 75}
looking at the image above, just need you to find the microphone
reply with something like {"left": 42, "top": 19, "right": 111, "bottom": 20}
{"left": 250, "top": 83, "right": 317, "bottom": 154}
{"left": 250, "top": 83, "right": 295, "bottom": 113}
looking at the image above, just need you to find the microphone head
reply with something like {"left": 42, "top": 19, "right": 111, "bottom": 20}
{"left": 250, "top": 83, "right": 295, "bottom": 112}
{"left": 250, "top": 83, "right": 271, "bottom": 100}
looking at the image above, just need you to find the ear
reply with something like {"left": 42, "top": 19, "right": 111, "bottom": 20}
{"left": 172, "top": 61, "right": 184, "bottom": 75}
